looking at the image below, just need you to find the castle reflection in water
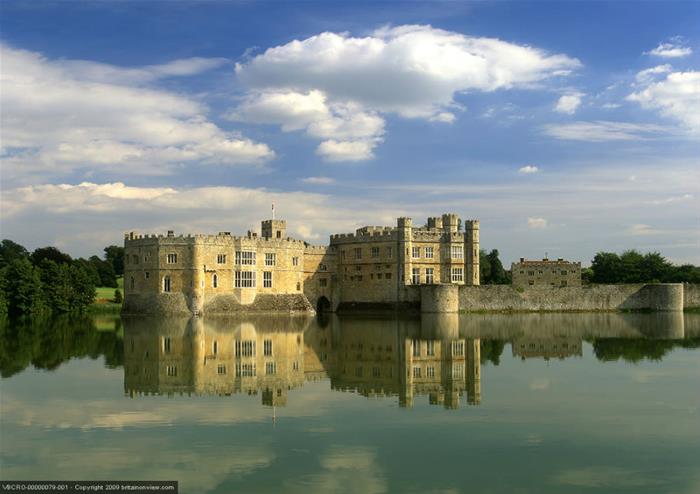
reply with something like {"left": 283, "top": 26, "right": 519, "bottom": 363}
{"left": 124, "top": 311, "right": 692, "bottom": 410}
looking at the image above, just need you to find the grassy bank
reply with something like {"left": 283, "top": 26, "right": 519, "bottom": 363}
{"left": 89, "top": 276, "right": 123, "bottom": 313}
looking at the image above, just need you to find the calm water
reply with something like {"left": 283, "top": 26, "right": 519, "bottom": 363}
{"left": 1, "top": 313, "right": 699, "bottom": 493}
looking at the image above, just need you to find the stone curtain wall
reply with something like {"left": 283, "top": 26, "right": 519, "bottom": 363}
{"left": 683, "top": 284, "right": 700, "bottom": 309}
{"left": 459, "top": 284, "right": 695, "bottom": 312}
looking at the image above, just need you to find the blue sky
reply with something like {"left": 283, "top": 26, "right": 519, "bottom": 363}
{"left": 1, "top": 1, "right": 698, "bottom": 265}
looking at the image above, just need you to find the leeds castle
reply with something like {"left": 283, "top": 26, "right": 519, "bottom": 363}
{"left": 123, "top": 213, "right": 480, "bottom": 315}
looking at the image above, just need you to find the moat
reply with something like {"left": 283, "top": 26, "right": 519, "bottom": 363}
{"left": 1, "top": 313, "right": 699, "bottom": 493}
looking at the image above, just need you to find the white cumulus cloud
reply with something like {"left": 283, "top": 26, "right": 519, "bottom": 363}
{"left": 627, "top": 71, "right": 700, "bottom": 133}
{"left": 554, "top": 93, "right": 584, "bottom": 114}
{"left": 232, "top": 24, "right": 580, "bottom": 160}
{"left": 527, "top": 217, "right": 548, "bottom": 229}
{"left": 519, "top": 165, "right": 540, "bottom": 174}
{"left": 645, "top": 40, "right": 693, "bottom": 58}
{"left": 0, "top": 43, "right": 274, "bottom": 183}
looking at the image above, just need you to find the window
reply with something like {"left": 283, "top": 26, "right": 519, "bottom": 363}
{"left": 162, "top": 276, "right": 172, "bottom": 292}
{"left": 235, "top": 271, "right": 256, "bottom": 288}
{"left": 132, "top": 254, "right": 140, "bottom": 265}
{"left": 166, "top": 365, "right": 177, "bottom": 377}
{"left": 413, "top": 366, "right": 422, "bottom": 378}
{"left": 413, "top": 339, "right": 420, "bottom": 357}
{"left": 144, "top": 271, "right": 150, "bottom": 280}
{"left": 235, "top": 251, "right": 256, "bottom": 265}
{"left": 265, "top": 362, "right": 276, "bottom": 375}
{"left": 264, "top": 339, "right": 273, "bottom": 356}
{"left": 451, "top": 268, "right": 463, "bottom": 283}
{"left": 166, "top": 253, "right": 177, "bottom": 264}
{"left": 235, "top": 340, "right": 256, "bottom": 357}
{"left": 561, "top": 270, "right": 568, "bottom": 275}
{"left": 561, "top": 280, "right": 568, "bottom": 287}
{"left": 212, "top": 273, "right": 218, "bottom": 288}
{"left": 528, "top": 270, "right": 535, "bottom": 276}
{"left": 425, "top": 246, "right": 434, "bottom": 259}
{"left": 412, "top": 246, "right": 420, "bottom": 259}
{"left": 263, "top": 271, "right": 273, "bottom": 288}
{"left": 217, "top": 254, "right": 226, "bottom": 264}
{"left": 354, "top": 247, "right": 362, "bottom": 259}
{"left": 236, "top": 363, "right": 256, "bottom": 377}
{"left": 427, "top": 366, "right": 435, "bottom": 378}
{"left": 265, "top": 253, "right": 276, "bottom": 266}
{"left": 319, "top": 278, "right": 327, "bottom": 287}
{"left": 425, "top": 268, "right": 434, "bottom": 284}
{"left": 377, "top": 273, "right": 383, "bottom": 280}
{"left": 212, "top": 341, "right": 218, "bottom": 354}
{"left": 144, "top": 252, "right": 151, "bottom": 263}
{"left": 452, "top": 341, "right": 464, "bottom": 356}
{"left": 386, "top": 247, "right": 393, "bottom": 259}
{"left": 292, "top": 256, "right": 299, "bottom": 266}
{"left": 130, "top": 276, "right": 135, "bottom": 289}
{"left": 293, "top": 360, "right": 299, "bottom": 371}
{"left": 296, "top": 281, "right": 301, "bottom": 291}
{"left": 411, "top": 267, "right": 420, "bottom": 285}
{"left": 451, "top": 246, "right": 463, "bottom": 259}
{"left": 217, "top": 364, "right": 226, "bottom": 375}
{"left": 385, "top": 272, "right": 392, "bottom": 280}
{"left": 356, "top": 265, "right": 362, "bottom": 272}
{"left": 452, "top": 363, "right": 464, "bottom": 378}
{"left": 163, "top": 337, "right": 171, "bottom": 353}
{"left": 340, "top": 251, "right": 346, "bottom": 261}
{"left": 528, "top": 280, "right": 535, "bottom": 286}
{"left": 319, "top": 263, "right": 327, "bottom": 271}
{"left": 426, "top": 340, "right": 435, "bottom": 356}
{"left": 371, "top": 247, "right": 379, "bottom": 258}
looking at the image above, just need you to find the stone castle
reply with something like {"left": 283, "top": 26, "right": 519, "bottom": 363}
{"left": 123, "top": 213, "right": 480, "bottom": 315}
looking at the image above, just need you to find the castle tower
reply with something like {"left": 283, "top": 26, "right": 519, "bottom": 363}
{"left": 397, "top": 217, "right": 413, "bottom": 288}
{"left": 441, "top": 213, "right": 460, "bottom": 234}
{"left": 464, "top": 220, "right": 480, "bottom": 286}
{"left": 190, "top": 238, "right": 205, "bottom": 314}
{"left": 427, "top": 216, "right": 443, "bottom": 230}
{"left": 261, "top": 219, "right": 286, "bottom": 239}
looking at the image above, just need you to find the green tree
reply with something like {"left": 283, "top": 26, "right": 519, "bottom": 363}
{"left": 619, "top": 250, "right": 645, "bottom": 283}
{"left": 486, "top": 249, "right": 507, "bottom": 284}
{"left": 590, "top": 252, "right": 623, "bottom": 283}
{"left": 114, "top": 289, "right": 123, "bottom": 304}
{"left": 31, "top": 246, "right": 72, "bottom": 266}
{"left": 104, "top": 245, "right": 125, "bottom": 276}
{"left": 479, "top": 249, "right": 491, "bottom": 285}
{"left": 89, "top": 255, "right": 117, "bottom": 287}
{"left": 640, "top": 252, "right": 673, "bottom": 282}
{"left": 0, "top": 239, "right": 29, "bottom": 268}
{"left": 4, "top": 258, "right": 47, "bottom": 316}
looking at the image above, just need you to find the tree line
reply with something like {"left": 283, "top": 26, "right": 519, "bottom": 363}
{"left": 586, "top": 250, "right": 700, "bottom": 284}
{"left": 0, "top": 240, "right": 125, "bottom": 317}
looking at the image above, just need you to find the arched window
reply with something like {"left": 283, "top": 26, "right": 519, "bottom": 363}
{"left": 212, "top": 273, "right": 218, "bottom": 288}
{"left": 296, "top": 282, "right": 301, "bottom": 291}
{"left": 163, "top": 276, "right": 171, "bottom": 293}
{"left": 130, "top": 276, "right": 135, "bottom": 289}
{"left": 213, "top": 341, "right": 218, "bottom": 355}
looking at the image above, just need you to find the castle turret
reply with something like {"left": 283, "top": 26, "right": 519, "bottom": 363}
{"left": 441, "top": 213, "right": 460, "bottom": 234}
{"left": 464, "top": 220, "right": 480, "bottom": 286}
{"left": 397, "top": 217, "right": 413, "bottom": 287}
{"left": 262, "top": 219, "right": 286, "bottom": 239}
{"left": 427, "top": 217, "right": 443, "bottom": 230}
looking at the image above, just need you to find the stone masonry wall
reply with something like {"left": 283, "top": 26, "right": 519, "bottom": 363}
{"left": 459, "top": 284, "right": 694, "bottom": 312}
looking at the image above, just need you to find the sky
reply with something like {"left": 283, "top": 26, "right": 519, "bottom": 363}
{"left": 0, "top": 1, "right": 698, "bottom": 265}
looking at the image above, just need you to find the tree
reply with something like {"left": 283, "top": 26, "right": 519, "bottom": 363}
{"left": 0, "top": 239, "right": 29, "bottom": 268}
{"left": 89, "top": 256, "right": 117, "bottom": 287}
{"left": 104, "top": 245, "right": 124, "bottom": 276}
{"left": 590, "top": 252, "right": 622, "bottom": 283}
{"left": 479, "top": 249, "right": 491, "bottom": 285}
{"left": 4, "top": 258, "right": 47, "bottom": 316}
{"left": 486, "top": 249, "right": 507, "bottom": 284}
{"left": 640, "top": 252, "right": 672, "bottom": 282}
{"left": 619, "top": 250, "right": 645, "bottom": 283}
{"left": 114, "top": 289, "right": 123, "bottom": 304}
{"left": 30, "top": 246, "right": 72, "bottom": 266}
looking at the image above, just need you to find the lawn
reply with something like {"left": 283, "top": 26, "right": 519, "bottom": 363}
{"left": 90, "top": 276, "right": 123, "bottom": 312}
